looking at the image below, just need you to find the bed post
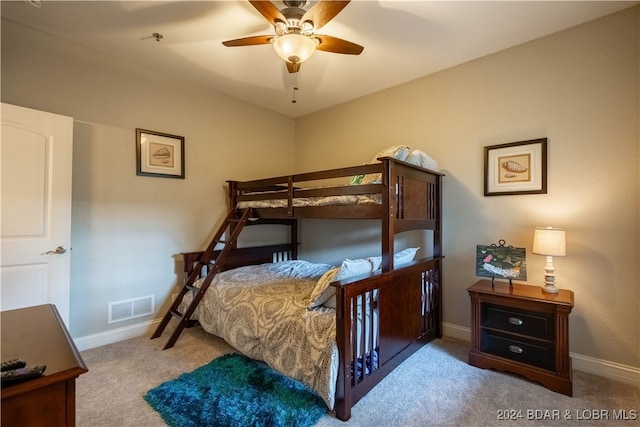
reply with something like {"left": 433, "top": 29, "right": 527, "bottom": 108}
{"left": 381, "top": 158, "right": 395, "bottom": 272}
{"left": 227, "top": 180, "right": 238, "bottom": 212}
{"left": 290, "top": 219, "right": 298, "bottom": 260}
{"left": 333, "top": 284, "right": 352, "bottom": 421}
{"left": 435, "top": 173, "right": 443, "bottom": 337}
{"left": 433, "top": 174, "right": 443, "bottom": 259}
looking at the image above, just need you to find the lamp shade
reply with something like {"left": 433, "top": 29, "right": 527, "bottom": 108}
{"left": 532, "top": 227, "right": 566, "bottom": 257}
{"left": 272, "top": 34, "right": 318, "bottom": 64}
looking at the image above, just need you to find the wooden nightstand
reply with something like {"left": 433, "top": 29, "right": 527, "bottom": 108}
{"left": 467, "top": 279, "right": 574, "bottom": 396}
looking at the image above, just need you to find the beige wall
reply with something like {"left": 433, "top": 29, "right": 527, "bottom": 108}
{"left": 1, "top": 19, "right": 296, "bottom": 338}
{"left": 296, "top": 8, "right": 639, "bottom": 368}
{"left": 2, "top": 6, "right": 638, "bottom": 371}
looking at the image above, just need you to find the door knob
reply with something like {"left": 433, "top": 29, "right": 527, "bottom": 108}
{"left": 42, "top": 246, "right": 68, "bottom": 255}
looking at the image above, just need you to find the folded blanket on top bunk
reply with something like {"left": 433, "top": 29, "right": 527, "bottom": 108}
{"left": 350, "top": 145, "right": 438, "bottom": 185}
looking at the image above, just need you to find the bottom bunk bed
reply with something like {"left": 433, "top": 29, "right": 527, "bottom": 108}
{"left": 180, "top": 245, "right": 442, "bottom": 421}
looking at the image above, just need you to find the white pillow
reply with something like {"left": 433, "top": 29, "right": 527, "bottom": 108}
{"left": 308, "top": 258, "right": 379, "bottom": 309}
{"left": 360, "top": 145, "right": 411, "bottom": 185}
{"left": 308, "top": 267, "right": 340, "bottom": 309}
{"left": 335, "top": 258, "right": 376, "bottom": 280}
{"left": 316, "top": 249, "right": 420, "bottom": 309}
{"left": 323, "top": 294, "right": 337, "bottom": 309}
{"left": 405, "top": 149, "right": 438, "bottom": 171}
{"left": 366, "top": 255, "right": 383, "bottom": 271}
{"left": 394, "top": 247, "right": 420, "bottom": 266}
{"left": 367, "top": 247, "right": 420, "bottom": 270}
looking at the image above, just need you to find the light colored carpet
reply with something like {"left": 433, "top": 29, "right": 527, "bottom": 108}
{"left": 77, "top": 327, "right": 639, "bottom": 426}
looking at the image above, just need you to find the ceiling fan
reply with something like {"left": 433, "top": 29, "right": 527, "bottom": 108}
{"left": 222, "top": 0, "right": 364, "bottom": 73}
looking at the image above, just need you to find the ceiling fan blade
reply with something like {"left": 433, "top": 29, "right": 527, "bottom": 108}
{"left": 222, "top": 35, "right": 273, "bottom": 47}
{"left": 301, "top": 0, "right": 350, "bottom": 30}
{"left": 249, "top": 0, "right": 287, "bottom": 26}
{"left": 286, "top": 61, "right": 301, "bottom": 73}
{"left": 314, "top": 35, "right": 363, "bottom": 55}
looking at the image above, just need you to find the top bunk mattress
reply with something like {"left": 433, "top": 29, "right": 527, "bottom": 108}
{"left": 236, "top": 187, "right": 382, "bottom": 209}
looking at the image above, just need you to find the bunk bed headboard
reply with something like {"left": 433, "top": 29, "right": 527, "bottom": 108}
{"left": 381, "top": 158, "right": 443, "bottom": 271}
{"left": 181, "top": 243, "right": 296, "bottom": 283}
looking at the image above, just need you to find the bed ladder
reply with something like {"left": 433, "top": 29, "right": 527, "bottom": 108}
{"left": 151, "top": 208, "right": 252, "bottom": 350}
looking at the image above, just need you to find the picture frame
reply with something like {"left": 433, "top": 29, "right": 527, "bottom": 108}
{"left": 484, "top": 138, "right": 547, "bottom": 196}
{"left": 476, "top": 242, "right": 527, "bottom": 281}
{"left": 136, "top": 128, "right": 185, "bottom": 179}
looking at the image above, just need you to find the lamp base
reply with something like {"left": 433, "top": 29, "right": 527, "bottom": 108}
{"left": 542, "top": 256, "right": 560, "bottom": 294}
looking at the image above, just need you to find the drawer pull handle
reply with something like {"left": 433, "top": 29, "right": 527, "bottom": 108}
{"left": 508, "top": 317, "right": 523, "bottom": 326}
{"left": 509, "top": 345, "right": 524, "bottom": 354}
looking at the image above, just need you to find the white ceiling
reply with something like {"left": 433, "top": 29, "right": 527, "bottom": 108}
{"left": 1, "top": 1, "right": 636, "bottom": 118}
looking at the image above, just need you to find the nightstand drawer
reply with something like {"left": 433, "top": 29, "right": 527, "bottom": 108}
{"left": 481, "top": 330, "right": 555, "bottom": 370}
{"left": 482, "top": 303, "right": 554, "bottom": 339}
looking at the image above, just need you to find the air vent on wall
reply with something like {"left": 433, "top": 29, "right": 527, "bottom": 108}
{"left": 108, "top": 295, "right": 155, "bottom": 324}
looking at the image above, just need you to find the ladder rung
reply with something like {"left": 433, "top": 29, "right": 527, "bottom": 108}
{"left": 150, "top": 208, "right": 253, "bottom": 349}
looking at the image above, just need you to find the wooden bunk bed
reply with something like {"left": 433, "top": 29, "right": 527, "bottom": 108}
{"left": 152, "top": 157, "right": 444, "bottom": 421}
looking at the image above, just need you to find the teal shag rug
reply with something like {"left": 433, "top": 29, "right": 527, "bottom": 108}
{"left": 144, "top": 353, "right": 326, "bottom": 427}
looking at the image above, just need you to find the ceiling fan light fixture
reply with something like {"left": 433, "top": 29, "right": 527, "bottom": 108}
{"left": 272, "top": 33, "right": 318, "bottom": 64}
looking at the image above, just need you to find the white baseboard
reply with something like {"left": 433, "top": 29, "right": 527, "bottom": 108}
{"left": 441, "top": 321, "right": 639, "bottom": 387}
{"left": 74, "top": 320, "right": 639, "bottom": 387}
{"left": 73, "top": 319, "right": 160, "bottom": 352}
{"left": 570, "top": 352, "right": 640, "bottom": 386}
{"left": 442, "top": 321, "right": 471, "bottom": 342}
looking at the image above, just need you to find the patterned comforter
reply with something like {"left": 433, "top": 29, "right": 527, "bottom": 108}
{"left": 186, "top": 260, "right": 339, "bottom": 409}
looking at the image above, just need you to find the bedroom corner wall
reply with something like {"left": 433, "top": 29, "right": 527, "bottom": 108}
{"left": 295, "top": 6, "right": 640, "bottom": 371}
{"left": 1, "top": 19, "right": 296, "bottom": 340}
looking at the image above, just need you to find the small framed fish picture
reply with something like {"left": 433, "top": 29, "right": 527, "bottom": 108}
{"left": 484, "top": 138, "right": 547, "bottom": 196}
{"left": 136, "top": 128, "right": 185, "bottom": 179}
{"left": 476, "top": 241, "right": 527, "bottom": 281}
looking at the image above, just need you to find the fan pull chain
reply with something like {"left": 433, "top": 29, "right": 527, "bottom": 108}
{"left": 291, "top": 72, "right": 302, "bottom": 104}
{"left": 291, "top": 74, "right": 299, "bottom": 103}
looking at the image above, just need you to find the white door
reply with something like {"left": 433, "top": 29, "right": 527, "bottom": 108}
{"left": 1, "top": 103, "right": 73, "bottom": 326}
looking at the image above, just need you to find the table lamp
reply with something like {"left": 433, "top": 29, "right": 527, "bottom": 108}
{"left": 532, "top": 227, "right": 566, "bottom": 294}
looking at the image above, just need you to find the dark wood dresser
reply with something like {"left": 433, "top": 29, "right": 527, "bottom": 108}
{"left": 1, "top": 304, "right": 88, "bottom": 427}
{"left": 467, "top": 279, "right": 574, "bottom": 396}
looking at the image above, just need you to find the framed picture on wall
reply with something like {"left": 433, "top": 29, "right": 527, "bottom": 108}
{"left": 136, "top": 128, "right": 185, "bottom": 179}
{"left": 484, "top": 138, "right": 547, "bottom": 196}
